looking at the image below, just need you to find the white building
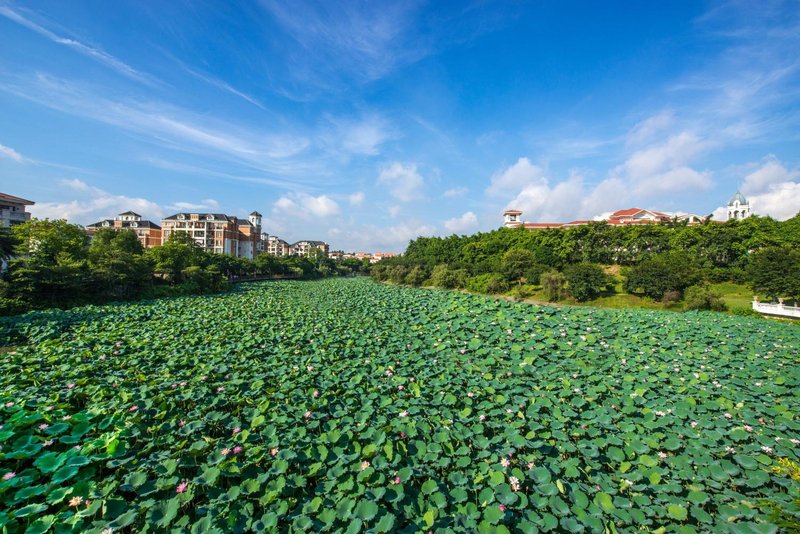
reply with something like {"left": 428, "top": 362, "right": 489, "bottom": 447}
{"left": 726, "top": 191, "right": 751, "bottom": 221}
{"left": 266, "top": 235, "right": 290, "bottom": 256}
{"left": 0, "top": 192, "right": 34, "bottom": 227}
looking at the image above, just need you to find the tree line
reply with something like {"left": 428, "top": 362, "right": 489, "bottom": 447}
{"left": 371, "top": 214, "right": 800, "bottom": 307}
{"left": 0, "top": 220, "right": 369, "bottom": 315}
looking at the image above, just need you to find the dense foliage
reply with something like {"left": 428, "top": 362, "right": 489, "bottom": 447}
{"left": 0, "top": 278, "right": 798, "bottom": 532}
{"left": 372, "top": 214, "right": 800, "bottom": 303}
{"left": 0, "top": 220, "right": 368, "bottom": 315}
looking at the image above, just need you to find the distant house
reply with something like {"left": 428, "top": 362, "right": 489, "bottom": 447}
{"left": 503, "top": 206, "right": 706, "bottom": 230}
{"left": 0, "top": 192, "right": 34, "bottom": 227}
{"left": 266, "top": 235, "right": 290, "bottom": 256}
{"left": 161, "top": 211, "right": 261, "bottom": 259}
{"left": 85, "top": 211, "right": 162, "bottom": 248}
{"left": 290, "top": 240, "right": 329, "bottom": 257}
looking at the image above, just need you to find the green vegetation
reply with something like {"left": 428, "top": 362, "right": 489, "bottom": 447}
{"left": 0, "top": 219, "right": 369, "bottom": 315}
{"left": 0, "top": 278, "right": 797, "bottom": 532}
{"left": 371, "top": 214, "right": 800, "bottom": 312}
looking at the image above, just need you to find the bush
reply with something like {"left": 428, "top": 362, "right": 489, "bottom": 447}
{"left": 623, "top": 252, "right": 700, "bottom": 300}
{"left": 541, "top": 271, "right": 567, "bottom": 301}
{"left": 747, "top": 246, "right": 800, "bottom": 300}
{"left": 507, "top": 284, "right": 537, "bottom": 300}
{"left": 502, "top": 248, "right": 537, "bottom": 282}
{"left": 427, "top": 265, "right": 468, "bottom": 289}
{"left": 563, "top": 263, "right": 609, "bottom": 302}
{"left": 683, "top": 285, "right": 728, "bottom": 312}
{"left": 523, "top": 263, "right": 550, "bottom": 286}
{"left": 662, "top": 290, "right": 682, "bottom": 304}
{"left": 466, "top": 274, "right": 510, "bottom": 294}
{"left": 404, "top": 265, "right": 429, "bottom": 287}
{"left": 387, "top": 265, "right": 410, "bottom": 284}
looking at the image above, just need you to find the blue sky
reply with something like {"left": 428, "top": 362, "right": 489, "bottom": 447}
{"left": 1, "top": 0, "right": 799, "bottom": 252}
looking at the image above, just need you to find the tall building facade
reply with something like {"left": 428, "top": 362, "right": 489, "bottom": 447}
{"left": 161, "top": 211, "right": 261, "bottom": 259}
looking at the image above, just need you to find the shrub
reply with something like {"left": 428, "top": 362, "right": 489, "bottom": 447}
{"left": 404, "top": 265, "right": 429, "bottom": 287}
{"left": 623, "top": 252, "right": 700, "bottom": 300}
{"left": 387, "top": 265, "right": 410, "bottom": 284}
{"left": 563, "top": 263, "right": 609, "bottom": 302}
{"left": 502, "top": 248, "right": 537, "bottom": 283}
{"left": 683, "top": 285, "right": 728, "bottom": 312}
{"left": 541, "top": 270, "right": 567, "bottom": 301}
{"left": 467, "top": 273, "right": 510, "bottom": 294}
{"left": 427, "top": 265, "right": 468, "bottom": 289}
{"left": 523, "top": 263, "right": 550, "bottom": 286}
{"left": 662, "top": 290, "right": 682, "bottom": 304}
{"left": 747, "top": 246, "right": 800, "bottom": 300}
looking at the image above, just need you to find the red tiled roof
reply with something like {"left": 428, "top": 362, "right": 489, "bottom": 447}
{"left": 503, "top": 209, "right": 523, "bottom": 214}
{"left": 610, "top": 208, "right": 644, "bottom": 218}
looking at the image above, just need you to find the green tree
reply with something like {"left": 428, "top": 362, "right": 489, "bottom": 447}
{"left": 502, "top": 247, "right": 536, "bottom": 283}
{"left": 747, "top": 246, "right": 800, "bottom": 300}
{"left": 623, "top": 252, "right": 700, "bottom": 300}
{"left": 541, "top": 271, "right": 567, "bottom": 301}
{"left": 563, "top": 263, "right": 609, "bottom": 301}
{"left": 88, "top": 229, "right": 152, "bottom": 299}
{"left": 147, "top": 232, "right": 205, "bottom": 284}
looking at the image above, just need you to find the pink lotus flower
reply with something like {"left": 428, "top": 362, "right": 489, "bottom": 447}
{"left": 313, "top": 390, "right": 319, "bottom": 398}
{"left": 233, "top": 446, "right": 243, "bottom": 455}
{"left": 221, "top": 447, "right": 231, "bottom": 456}
{"left": 4, "top": 402, "right": 13, "bottom": 407}
{"left": 129, "top": 405, "right": 138, "bottom": 412}
{"left": 744, "top": 425, "right": 754, "bottom": 432}
{"left": 527, "top": 462, "right": 535, "bottom": 469}
{"left": 179, "top": 420, "right": 186, "bottom": 427}
{"left": 479, "top": 415, "right": 486, "bottom": 421}
{"left": 761, "top": 446, "right": 773, "bottom": 453}
{"left": 68, "top": 496, "right": 83, "bottom": 507}
{"left": 500, "top": 458, "right": 510, "bottom": 468}
{"left": 67, "top": 383, "right": 75, "bottom": 389}
{"left": 39, "top": 424, "right": 49, "bottom": 430}
{"left": 232, "top": 427, "right": 241, "bottom": 435}
{"left": 498, "top": 504, "right": 506, "bottom": 512}
{"left": 690, "top": 421, "right": 698, "bottom": 428}
{"left": 724, "top": 413, "right": 732, "bottom": 419}
{"left": 270, "top": 447, "right": 279, "bottom": 457}
{"left": 399, "top": 411, "right": 408, "bottom": 418}
{"left": 304, "top": 411, "right": 312, "bottom": 419}
{"left": 176, "top": 481, "right": 188, "bottom": 493}
{"left": 509, "top": 476, "right": 520, "bottom": 492}
{"left": 200, "top": 375, "right": 207, "bottom": 381}
{"left": 392, "top": 476, "right": 401, "bottom": 484}
{"left": 2, "top": 471, "right": 15, "bottom": 481}
{"left": 361, "top": 460, "right": 370, "bottom": 470}
{"left": 398, "top": 385, "right": 404, "bottom": 391}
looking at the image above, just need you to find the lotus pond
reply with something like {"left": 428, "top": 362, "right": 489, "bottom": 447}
{"left": 0, "top": 278, "right": 798, "bottom": 533}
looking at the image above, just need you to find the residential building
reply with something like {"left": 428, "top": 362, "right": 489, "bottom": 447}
{"left": 85, "top": 211, "right": 162, "bottom": 248}
{"left": 371, "top": 252, "right": 397, "bottom": 263}
{"left": 0, "top": 192, "right": 34, "bottom": 227}
{"left": 161, "top": 211, "right": 261, "bottom": 259}
{"left": 503, "top": 207, "right": 705, "bottom": 230}
{"left": 266, "top": 235, "right": 290, "bottom": 256}
{"left": 726, "top": 191, "right": 751, "bottom": 221}
{"left": 290, "top": 240, "right": 329, "bottom": 257}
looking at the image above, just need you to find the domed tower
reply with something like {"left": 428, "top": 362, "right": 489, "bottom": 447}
{"left": 726, "top": 192, "right": 751, "bottom": 221}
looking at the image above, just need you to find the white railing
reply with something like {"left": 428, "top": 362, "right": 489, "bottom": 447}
{"left": 752, "top": 298, "right": 800, "bottom": 319}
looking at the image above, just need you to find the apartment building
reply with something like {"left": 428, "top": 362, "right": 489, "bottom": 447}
{"left": 161, "top": 211, "right": 261, "bottom": 259}
{"left": 0, "top": 192, "right": 34, "bottom": 227}
{"left": 266, "top": 235, "right": 290, "bottom": 256}
{"left": 85, "top": 211, "right": 163, "bottom": 248}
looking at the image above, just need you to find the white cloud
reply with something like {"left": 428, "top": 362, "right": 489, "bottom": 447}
{"left": 388, "top": 205, "right": 401, "bottom": 218}
{"left": 166, "top": 199, "right": 220, "bottom": 212}
{"left": 614, "top": 132, "right": 713, "bottom": 196}
{"left": 443, "top": 187, "right": 468, "bottom": 198}
{"left": 320, "top": 114, "right": 393, "bottom": 157}
{"left": 0, "top": 143, "right": 24, "bottom": 163}
{"left": 29, "top": 179, "right": 163, "bottom": 224}
{"left": 741, "top": 154, "right": 800, "bottom": 195}
{"left": 633, "top": 167, "right": 713, "bottom": 196}
{"left": 486, "top": 157, "right": 547, "bottom": 197}
{"left": 272, "top": 192, "right": 341, "bottom": 218}
{"left": 382, "top": 223, "right": 437, "bottom": 244}
{"left": 444, "top": 211, "right": 478, "bottom": 234}
{"left": 749, "top": 182, "right": 800, "bottom": 220}
{"left": 348, "top": 191, "right": 365, "bottom": 206}
{"left": 378, "top": 162, "right": 424, "bottom": 202}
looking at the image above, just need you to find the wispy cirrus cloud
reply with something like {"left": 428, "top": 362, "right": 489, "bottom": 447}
{"left": 0, "top": 143, "right": 24, "bottom": 163}
{"left": 0, "top": 5, "right": 158, "bottom": 86}
{"left": 0, "top": 73, "right": 322, "bottom": 181}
